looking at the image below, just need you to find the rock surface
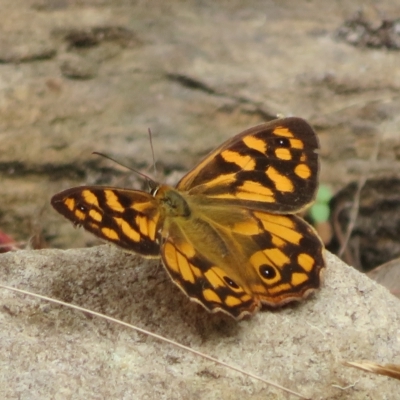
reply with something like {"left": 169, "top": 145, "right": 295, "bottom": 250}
{"left": 1, "top": 247, "right": 399, "bottom": 399}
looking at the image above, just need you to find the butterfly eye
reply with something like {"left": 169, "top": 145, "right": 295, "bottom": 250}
{"left": 259, "top": 265, "right": 277, "bottom": 280}
{"left": 276, "top": 138, "right": 290, "bottom": 148}
{"left": 223, "top": 276, "right": 240, "bottom": 289}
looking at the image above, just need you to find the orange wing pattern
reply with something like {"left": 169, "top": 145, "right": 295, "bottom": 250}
{"left": 51, "top": 186, "right": 162, "bottom": 256}
{"left": 177, "top": 117, "right": 319, "bottom": 213}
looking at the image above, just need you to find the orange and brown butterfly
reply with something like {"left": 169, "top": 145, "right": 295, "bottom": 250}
{"left": 51, "top": 117, "right": 325, "bottom": 320}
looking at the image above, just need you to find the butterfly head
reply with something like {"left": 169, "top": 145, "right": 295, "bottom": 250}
{"left": 154, "top": 185, "right": 191, "bottom": 218}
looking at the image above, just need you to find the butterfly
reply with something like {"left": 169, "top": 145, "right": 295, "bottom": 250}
{"left": 51, "top": 117, "right": 325, "bottom": 320}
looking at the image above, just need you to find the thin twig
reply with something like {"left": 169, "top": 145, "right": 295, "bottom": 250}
{"left": 338, "top": 136, "right": 381, "bottom": 258}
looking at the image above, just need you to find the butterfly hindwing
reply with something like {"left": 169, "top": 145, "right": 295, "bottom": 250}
{"left": 244, "top": 210, "right": 325, "bottom": 304}
{"left": 177, "top": 117, "right": 319, "bottom": 213}
{"left": 160, "top": 197, "right": 324, "bottom": 319}
{"left": 51, "top": 186, "right": 162, "bottom": 256}
{"left": 162, "top": 235, "right": 259, "bottom": 318}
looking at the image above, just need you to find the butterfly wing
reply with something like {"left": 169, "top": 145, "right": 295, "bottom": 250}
{"left": 176, "top": 117, "right": 319, "bottom": 213}
{"left": 51, "top": 186, "right": 162, "bottom": 256}
{"left": 160, "top": 199, "right": 324, "bottom": 319}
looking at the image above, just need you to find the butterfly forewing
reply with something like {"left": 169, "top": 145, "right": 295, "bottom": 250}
{"left": 177, "top": 117, "right": 319, "bottom": 213}
{"left": 51, "top": 186, "right": 162, "bottom": 256}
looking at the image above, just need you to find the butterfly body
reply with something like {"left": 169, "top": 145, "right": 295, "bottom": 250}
{"left": 52, "top": 117, "right": 325, "bottom": 319}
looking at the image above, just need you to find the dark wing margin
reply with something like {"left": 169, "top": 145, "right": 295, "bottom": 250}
{"left": 176, "top": 117, "right": 320, "bottom": 213}
{"left": 51, "top": 186, "right": 162, "bottom": 256}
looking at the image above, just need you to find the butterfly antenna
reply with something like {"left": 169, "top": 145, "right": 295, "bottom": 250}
{"left": 147, "top": 128, "right": 157, "bottom": 177}
{"left": 92, "top": 152, "right": 156, "bottom": 186}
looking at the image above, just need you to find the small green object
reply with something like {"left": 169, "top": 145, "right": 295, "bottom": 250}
{"left": 316, "top": 185, "right": 332, "bottom": 204}
{"left": 308, "top": 185, "right": 332, "bottom": 223}
{"left": 309, "top": 203, "right": 330, "bottom": 223}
